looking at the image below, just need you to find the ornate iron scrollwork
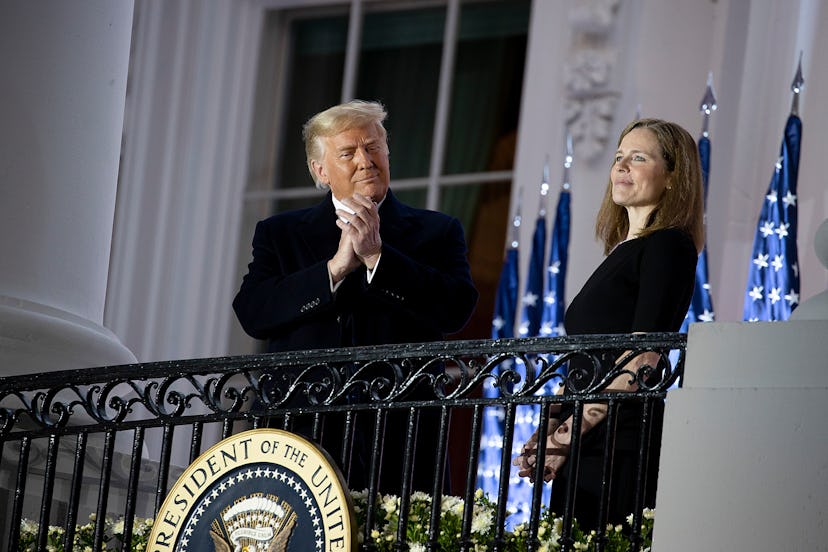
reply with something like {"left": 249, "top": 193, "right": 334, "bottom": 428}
{"left": 0, "top": 333, "right": 686, "bottom": 437}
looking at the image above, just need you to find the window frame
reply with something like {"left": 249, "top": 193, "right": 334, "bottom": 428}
{"left": 243, "top": 0, "right": 518, "bottom": 211}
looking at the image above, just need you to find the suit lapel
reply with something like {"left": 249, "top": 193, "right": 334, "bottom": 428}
{"left": 378, "top": 190, "right": 418, "bottom": 243}
{"left": 298, "top": 194, "right": 340, "bottom": 261}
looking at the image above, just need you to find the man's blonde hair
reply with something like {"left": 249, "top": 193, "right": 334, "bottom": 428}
{"left": 302, "top": 100, "right": 389, "bottom": 189}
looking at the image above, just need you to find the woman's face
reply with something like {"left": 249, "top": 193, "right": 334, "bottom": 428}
{"left": 610, "top": 127, "right": 669, "bottom": 212}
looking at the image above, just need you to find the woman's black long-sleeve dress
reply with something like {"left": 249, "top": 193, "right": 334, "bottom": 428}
{"left": 549, "top": 227, "right": 697, "bottom": 529}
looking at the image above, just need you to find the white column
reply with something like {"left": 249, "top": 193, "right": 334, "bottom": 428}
{"left": 105, "top": 0, "right": 263, "bottom": 363}
{"left": 0, "top": 1, "right": 137, "bottom": 376}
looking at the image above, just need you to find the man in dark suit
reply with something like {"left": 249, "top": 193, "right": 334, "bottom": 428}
{"left": 233, "top": 100, "right": 478, "bottom": 493}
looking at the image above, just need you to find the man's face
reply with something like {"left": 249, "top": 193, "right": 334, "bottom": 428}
{"left": 312, "top": 124, "right": 390, "bottom": 203}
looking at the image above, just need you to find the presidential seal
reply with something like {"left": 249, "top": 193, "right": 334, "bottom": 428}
{"left": 147, "top": 429, "right": 356, "bottom": 552}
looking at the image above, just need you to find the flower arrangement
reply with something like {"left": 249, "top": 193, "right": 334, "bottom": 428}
{"left": 350, "top": 488, "right": 655, "bottom": 551}
{"left": 18, "top": 492, "right": 653, "bottom": 551}
{"left": 17, "top": 513, "right": 154, "bottom": 552}
{"left": 351, "top": 489, "right": 498, "bottom": 551}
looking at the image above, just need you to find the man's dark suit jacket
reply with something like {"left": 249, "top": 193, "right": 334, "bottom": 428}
{"left": 233, "top": 190, "right": 478, "bottom": 351}
{"left": 233, "top": 190, "right": 478, "bottom": 492}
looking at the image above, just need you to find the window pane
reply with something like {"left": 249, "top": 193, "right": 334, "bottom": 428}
{"left": 443, "top": 0, "right": 529, "bottom": 175}
{"left": 270, "top": 195, "right": 327, "bottom": 214}
{"left": 356, "top": 7, "right": 446, "bottom": 179}
{"left": 441, "top": 181, "right": 512, "bottom": 340}
{"left": 390, "top": 187, "right": 427, "bottom": 209}
{"left": 276, "top": 15, "right": 348, "bottom": 192}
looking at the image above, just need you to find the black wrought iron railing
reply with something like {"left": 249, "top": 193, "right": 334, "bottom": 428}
{"left": 0, "top": 333, "right": 685, "bottom": 551}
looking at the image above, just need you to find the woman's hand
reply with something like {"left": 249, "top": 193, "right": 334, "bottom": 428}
{"left": 512, "top": 351, "right": 658, "bottom": 483}
{"left": 512, "top": 418, "right": 570, "bottom": 482}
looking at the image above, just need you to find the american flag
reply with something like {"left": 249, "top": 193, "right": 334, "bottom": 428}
{"left": 518, "top": 188, "right": 548, "bottom": 337}
{"left": 491, "top": 245, "right": 520, "bottom": 340}
{"left": 681, "top": 76, "right": 717, "bottom": 331}
{"left": 508, "top": 167, "right": 550, "bottom": 522}
{"left": 743, "top": 113, "right": 802, "bottom": 321}
{"left": 479, "top": 212, "right": 521, "bottom": 501}
{"left": 503, "top": 152, "right": 574, "bottom": 525}
{"left": 540, "top": 139, "right": 572, "bottom": 338}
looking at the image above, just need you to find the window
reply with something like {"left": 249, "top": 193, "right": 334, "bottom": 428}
{"left": 232, "top": 0, "right": 530, "bottom": 353}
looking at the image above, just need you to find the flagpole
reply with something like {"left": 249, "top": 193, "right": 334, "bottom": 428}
{"left": 790, "top": 51, "right": 804, "bottom": 116}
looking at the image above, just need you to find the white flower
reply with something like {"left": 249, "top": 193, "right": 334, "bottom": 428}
{"left": 381, "top": 495, "right": 399, "bottom": 514}
{"left": 470, "top": 511, "right": 493, "bottom": 534}
{"left": 411, "top": 491, "right": 430, "bottom": 503}
{"left": 553, "top": 517, "right": 563, "bottom": 535}
{"left": 409, "top": 543, "right": 426, "bottom": 552}
{"left": 112, "top": 519, "right": 125, "bottom": 534}
{"left": 441, "top": 495, "right": 464, "bottom": 517}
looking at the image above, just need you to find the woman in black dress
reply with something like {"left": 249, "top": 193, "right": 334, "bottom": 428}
{"left": 513, "top": 118, "right": 705, "bottom": 529}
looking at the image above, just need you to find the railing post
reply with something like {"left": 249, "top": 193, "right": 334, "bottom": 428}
{"left": 7, "top": 435, "right": 30, "bottom": 552}
{"left": 492, "top": 403, "right": 517, "bottom": 551}
{"left": 61, "top": 431, "right": 88, "bottom": 551}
